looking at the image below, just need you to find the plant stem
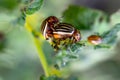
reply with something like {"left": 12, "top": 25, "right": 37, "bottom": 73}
{"left": 25, "top": 22, "right": 50, "bottom": 77}
{"left": 34, "top": 37, "right": 50, "bottom": 77}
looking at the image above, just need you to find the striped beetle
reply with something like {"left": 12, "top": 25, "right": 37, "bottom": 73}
{"left": 41, "top": 16, "right": 59, "bottom": 40}
{"left": 87, "top": 35, "right": 102, "bottom": 45}
{"left": 53, "top": 23, "right": 81, "bottom": 42}
{"left": 40, "top": 16, "right": 81, "bottom": 50}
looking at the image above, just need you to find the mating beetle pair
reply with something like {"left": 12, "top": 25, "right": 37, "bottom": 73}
{"left": 40, "top": 16, "right": 81, "bottom": 50}
{"left": 41, "top": 16, "right": 81, "bottom": 42}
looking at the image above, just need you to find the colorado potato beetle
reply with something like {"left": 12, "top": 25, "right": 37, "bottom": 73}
{"left": 40, "top": 16, "right": 81, "bottom": 50}
{"left": 41, "top": 16, "right": 59, "bottom": 40}
{"left": 87, "top": 35, "right": 102, "bottom": 45}
{"left": 53, "top": 23, "right": 81, "bottom": 43}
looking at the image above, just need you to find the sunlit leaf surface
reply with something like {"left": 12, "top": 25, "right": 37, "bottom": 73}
{"left": 62, "top": 5, "right": 108, "bottom": 30}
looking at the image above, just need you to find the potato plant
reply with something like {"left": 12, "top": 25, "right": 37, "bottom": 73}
{"left": 0, "top": 0, "right": 120, "bottom": 80}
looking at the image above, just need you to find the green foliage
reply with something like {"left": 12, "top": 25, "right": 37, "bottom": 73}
{"left": 40, "top": 75, "right": 62, "bottom": 80}
{"left": 40, "top": 75, "right": 78, "bottom": 80}
{"left": 54, "top": 6, "right": 120, "bottom": 73}
{"left": 0, "top": 0, "right": 18, "bottom": 10}
{"left": 21, "top": 0, "right": 44, "bottom": 15}
{"left": 62, "top": 5, "right": 108, "bottom": 30}
{"left": 42, "top": 41, "right": 55, "bottom": 65}
{"left": 110, "top": 11, "right": 120, "bottom": 26}
{"left": 101, "top": 23, "right": 120, "bottom": 45}
{"left": 0, "top": 0, "right": 120, "bottom": 79}
{"left": 17, "top": 0, "right": 43, "bottom": 25}
{"left": 14, "top": 12, "right": 26, "bottom": 26}
{"left": 93, "top": 24, "right": 120, "bottom": 49}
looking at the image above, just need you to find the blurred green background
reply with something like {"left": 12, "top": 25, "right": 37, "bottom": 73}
{"left": 0, "top": 0, "right": 120, "bottom": 80}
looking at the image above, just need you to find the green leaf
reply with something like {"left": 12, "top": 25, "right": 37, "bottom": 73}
{"left": 94, "top": 44, "right": 111, "bottom": 49}
{"left": 101, "top": 23, "right": 120, "bottom": 45}
{"left": 22, "top": 0, "right": 44, "bottom": 15}
{"left": 12, "top": 12, "right": 26, "bottom": 26}
{"left": 110, "top": 11, "right": 120, "bottom": 26}
{"left": 40, "top": 75, "right": 78, "bottom": 80}
{"left": 0, "top": 0, "right": 18, "bottom": 10}
{"left": 42, "top": 41, "right": 55, "bottom": 65}
{"left": 40, "top": 75, "right": 63, "bottom": 80}
{"left": 62, "top": 5, "right": 108, "bottom": 30}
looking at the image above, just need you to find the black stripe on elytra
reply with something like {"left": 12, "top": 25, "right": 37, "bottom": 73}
{"left": 55, "top": 23, "right": 74, "bottom": 33}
